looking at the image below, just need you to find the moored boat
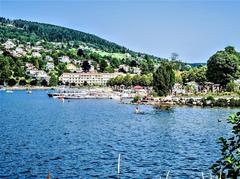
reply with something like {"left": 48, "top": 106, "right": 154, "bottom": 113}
{"left": 6, "top": 90, "right": 13, "bottom": 93}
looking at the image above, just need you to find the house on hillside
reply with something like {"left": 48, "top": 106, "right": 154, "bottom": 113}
{"left": 32, "top": 46, "right": 43, "bottom": 52}
{"left": 67, "top": 63, "right": 77, "bottom": 72}
{"left": 25, "top": 63, "right": 36, "bottom": 70}
{"left": 59, "top": 56, "right": 71, "bottom": 63}
{"left": 45, "top": 56, "right": 54, "bottom": 62}
{"left": 118, "top": 64, "right": 129, "bottom": 73}
{"left": 46, "top": 62, "right": 55, "bottom": 71}
{"left": 32, "top": 51, "right": 42, "bottom": 58}
{"left": 26, "top": 69, "right": 49, "bottom": 80}
{"left": 132, "top": 67, "right": 141, "bottom": 74}
{"left": 3, "top": 39, "right": 15, "bottom": 49}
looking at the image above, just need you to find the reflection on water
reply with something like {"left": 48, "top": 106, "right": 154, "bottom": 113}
{"left": 0, "top": 90, "right": 238, "bottom": 178}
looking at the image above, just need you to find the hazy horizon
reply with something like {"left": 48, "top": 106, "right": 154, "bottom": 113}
{"left": 1, "top": 0, "right": 240, "bottom": 63}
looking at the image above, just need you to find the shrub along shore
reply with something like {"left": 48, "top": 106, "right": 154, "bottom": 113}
{"left": 133, "top": 95, "right": 240, "bottom": 107}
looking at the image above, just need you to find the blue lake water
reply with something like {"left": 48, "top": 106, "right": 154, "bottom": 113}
{"left": 0, "top": 90, "right": 239, "bottom": 178}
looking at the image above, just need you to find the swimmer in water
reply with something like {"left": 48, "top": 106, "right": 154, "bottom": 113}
{"left": 135, "top": 106, "right": 139, "bottom": 113}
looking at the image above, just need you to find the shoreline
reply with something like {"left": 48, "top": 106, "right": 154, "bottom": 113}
{"left": 2, "top": 86, "right": 239, "bottom": 107}
{"left": 2, "top": 86, "right": 54, "bottom": 91}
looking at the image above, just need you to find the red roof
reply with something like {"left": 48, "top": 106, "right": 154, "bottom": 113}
{"left": 133, "top": 85, "right": 143, "bottom": 90}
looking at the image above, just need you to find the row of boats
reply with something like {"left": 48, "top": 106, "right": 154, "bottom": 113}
{"left": 1, "top": 89, "right": 32, "bottom": 94}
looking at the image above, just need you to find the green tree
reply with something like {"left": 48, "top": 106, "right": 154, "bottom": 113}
{"left": 140, "top": 59, "right": 155, "bottom": 74}
{"left": 8, "top": 78, "right": 17, "bottom": 86}
{"left": 49, "top": 75, "right": 58, "bottom": 86}
{"left": 33, "top": 58, "right": 39, "bottom": 69}
{"left": 211, "top": 112, "right": 240, "bottom": 178}
{"left": 115, "top": 75, "right": 124, "bottom": 86}
{"left": 99, "top": 59, "right": 108, "bottom": 72}
{"left": 105, "top": 66, "right": 114, "bottom": 73}
{"left": 81, "top": 60, "right": 91, "bottom": 72}
{"left": 123, "top": 74, "right": 132, "bottom": 87}
{"left": 0, "top": 56, "right": 11, "bottom": 84}
{"left": 30, "top": 79, "right": 38, "bottom": 86}
{"left": 206, "top": 47, "right": 239, "bottom": 86}
{"left": 19, "top": 79, "right": 27, "bottom": 86}
{"left": 132, "top": 74, "right": 141, "bottom": 86}
{"left": 153, "top": 62, "right": 175, "bottom": 96}
{"left": 226, "top": 81, "right": 238, "bottom": 92}
{"left": 140, "top": 74, "right": 152, "bottom": 86}
{"left": 56, "top": 63, "right": 69, "bottom": 76}
{"left": 41, "top": 79, "right": 48, "bottom": 86}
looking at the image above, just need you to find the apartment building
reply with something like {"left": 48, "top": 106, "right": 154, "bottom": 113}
{"left": 59, "top": 72, "right": 122, "bottom": 86}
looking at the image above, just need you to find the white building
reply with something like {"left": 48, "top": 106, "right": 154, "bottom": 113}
{"left": 59, "top": 56, "right": 71, "bottom": 63}
{"left": 25, "top": 63, "right": 36, "bottom": 70}
{"left": 59, "top": 72, "right": 122, "bottom": 86}
{"left": 32, "top": 52, "right": 42, "bottom": 58}
{"left": 45, "top": 56, "right": 54, "bottom": 62}
{"left": 46, "top": 62, "right": 55, "bottom": 71}
{"left": 32, "top": 46, "right": 43, "bottom": 51}
{"left": 11, "top": 47, "right": 27, "bottom": 57}
{"left": 118, "top": 64, "right": 129, "bottom": 72}
{"left": 16, "top": 47, "right": 26, "bottom": 55}
{"left": 3, "top": 39, "right": 15, "bottom": 49}
{"left": 132, "top": 67, "right": 141, "bottom": 74}
{"left": 26, "top": 69, "right": 49, "bottom": 80}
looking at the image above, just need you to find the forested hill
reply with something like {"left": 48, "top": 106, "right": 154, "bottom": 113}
{"left": 0, "top": 17, "right": 130, "bottom": 54}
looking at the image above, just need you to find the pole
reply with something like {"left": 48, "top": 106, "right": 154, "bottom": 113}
{"left": 118, "top": 154, "right": 121, "bottom": 175}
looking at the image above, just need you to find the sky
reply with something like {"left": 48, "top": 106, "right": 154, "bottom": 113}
{"left": 0, "top": 0, "right": 240, "bottom": 63}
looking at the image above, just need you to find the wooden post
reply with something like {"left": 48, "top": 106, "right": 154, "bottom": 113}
{"left": 47, "top": 171, "right": 51, "bottom": 179}
{"left": 118, "top": 154, "right": 121, "bottom": 175}
{"left": 166, "top": 171, "right": 170, "bottom": 179}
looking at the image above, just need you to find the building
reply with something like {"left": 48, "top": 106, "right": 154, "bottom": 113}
{"left": 45, "top": 56, "right": 54, "bottom": 62}
{"left": 46, "top": 62, "right": 55, "bottom": 71}
{"left": 32, "top": 52, "right": 42, "bottom": 58}
{"left": 66, "top": 63, "right": 77, "bottom": 71}
{"left": 118, "top": 64, "right": 129, "bottom": 73}
{"left": 132, "top": 67, "right": 141, "bottom": 74}
{"left": 26, "top": 69, "right": 49, "bottom": 80}
{"left": 59, "top": 72, "right": 122, "bottom": 86}
{"left": 25, "top": 63, "right": 36, "bottom": 70}
{"left": 3, "top": 39, "right": 15, "bottom": 49}
{"left": 59, "top": 56, "right": 70, "bottom": 63}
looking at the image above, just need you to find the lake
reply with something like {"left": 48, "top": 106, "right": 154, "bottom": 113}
{"left": 0, "top": 90, "right": 238, "bottom": 178}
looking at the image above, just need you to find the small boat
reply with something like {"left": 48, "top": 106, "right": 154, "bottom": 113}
{"left": 6, "top": 90, "right": 13, "bottom": 93}
{"left": 59, "top": 96, "right": 65, "bottom": 103}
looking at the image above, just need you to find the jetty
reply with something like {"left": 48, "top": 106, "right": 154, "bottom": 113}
{"left": 48, "top": 87, "right": 117, "bottom": 99}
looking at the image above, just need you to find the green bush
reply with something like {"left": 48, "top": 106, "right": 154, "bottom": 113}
{"left": 211, "top": 112, "right": 240, "bottom": 178}
{"left": 201, "top": 95, "right": 215, "bottom": 106}
{"left": 132, "top": 95, "right": 141, "bottom": 103}
{"left": 229, "top": 98, "right": 240, "bottom": 107}
{"left": 149, "top": 91, "right": 158, "bottom": 97}
{"left": 206, "top": 95, "right": 215, "bottom": 101}
{"left": 226, "top": 81, "right": 238, "bottom": 92}
{"left": 186, "top": 98, "right": 194, "bottom": 105}
{"left": 214, "top": 98, "right": 228, "bottom": 107}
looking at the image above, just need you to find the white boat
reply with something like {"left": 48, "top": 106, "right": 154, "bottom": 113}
{"left": 6, "top": 90, "right": 13, "bottom": 93}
